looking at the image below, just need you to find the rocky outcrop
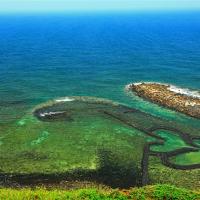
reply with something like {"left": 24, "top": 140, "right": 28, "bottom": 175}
{"left": 127, "top": 82, "right": 200, "bottom": 119}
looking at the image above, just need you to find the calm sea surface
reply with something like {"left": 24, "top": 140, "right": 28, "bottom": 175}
{"left": 0, "top": 12, "right": 200, "bottom": 126}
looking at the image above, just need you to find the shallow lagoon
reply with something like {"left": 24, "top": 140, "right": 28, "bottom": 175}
{"left": 0, "top": 96, "right": 199, "bottom": 188}
{"left": 0, "top": 12, "right": 200, "bottom": 187}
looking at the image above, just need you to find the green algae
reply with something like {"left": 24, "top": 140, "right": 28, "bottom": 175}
{"left": 17, "top": 119, "right": 26, "bottom": 126}
{"left": 170, "top": 151, "right": 200, "bottom": 166}
{"left": 0, "top": 96, "right": 200, "bottom": 187}
{"left": 0, "top": 117, "right": 145, "bottom": 173}
{"left": 150, "top": 130, "right": 190, "bottom": 152}
{"left": 30, "top": 131, "right": 50, "bottom": 146}
{"left": 0, "top": 97, "right": 147, "bottom": 174}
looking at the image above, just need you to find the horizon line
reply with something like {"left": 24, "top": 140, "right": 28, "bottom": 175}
{"left": 1, "top": 8, "right": 200, "bottom": 15}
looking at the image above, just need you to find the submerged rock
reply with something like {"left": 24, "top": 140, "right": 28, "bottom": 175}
{"left": 127, "top": 82, "right": 200, "bottom": 119}
{"left": 33, "top": 96, "right": 121, "bottom": 122}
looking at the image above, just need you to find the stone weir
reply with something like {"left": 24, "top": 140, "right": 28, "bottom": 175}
{"left": 126, "top": 82, "right": 200, "bottom": 119}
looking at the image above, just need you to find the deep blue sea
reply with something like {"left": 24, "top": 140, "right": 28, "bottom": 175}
{"left": 0, "top": 11, "right": 200, "bottom": 125}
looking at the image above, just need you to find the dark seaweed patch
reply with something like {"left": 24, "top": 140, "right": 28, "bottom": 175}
{"left": 34, "top": 108, "right": 73, "bottom": 122}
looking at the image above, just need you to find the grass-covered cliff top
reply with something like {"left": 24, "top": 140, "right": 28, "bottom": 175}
{"left": 0, "top": 185, "right": 199, "bottom": 200}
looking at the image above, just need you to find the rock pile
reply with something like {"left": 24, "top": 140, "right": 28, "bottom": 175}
{"left": 127, "top": 82, "right": 200, "bottom": 119}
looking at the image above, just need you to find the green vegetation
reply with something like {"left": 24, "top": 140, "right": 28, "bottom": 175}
{"left": 0, "top": 185, "right": 199, "bottom": 200}
{"left": 148, "top": 157, "right": 200, "bottom": 189}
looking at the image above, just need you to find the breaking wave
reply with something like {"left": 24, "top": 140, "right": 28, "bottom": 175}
{"left": 126, "top": 82, "right": 200, "bottom": 99}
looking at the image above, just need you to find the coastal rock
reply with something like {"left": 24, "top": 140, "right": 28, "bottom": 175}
{"left": 127, "top": 82, "right": 200, "bottom": 119}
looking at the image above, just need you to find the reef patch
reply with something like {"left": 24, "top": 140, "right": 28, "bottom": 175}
{"left": 0, "top": 96, "right": 200, "bottom": 188}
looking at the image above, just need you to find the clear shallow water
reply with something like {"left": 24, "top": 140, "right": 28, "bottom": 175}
{"left": 150, "top": 130, "right": 190, "bottom": 152}
{"left": 0, "top": 12, "right": 200, "bottom": 183}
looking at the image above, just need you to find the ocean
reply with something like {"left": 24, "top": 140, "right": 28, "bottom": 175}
{"left": 0, "top": 12, "right": 200, "bottom": 184}
{"left": 0, "top": 12, "right": 200, "bottom": 121}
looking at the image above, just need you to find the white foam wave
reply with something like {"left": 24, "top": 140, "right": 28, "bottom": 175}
{"left": 125, "top": 84, "right": 133, "bottom": 90}
{"left": 125, "top": 82, "right": 200, "bottom": 99}
{"left": 125, "top": 82, "right": 164, "bottom": 91}
{"left": 168, "top": 85, "right": 200, "bottom": 99}
{"left": 133, "top": 82, "right": 169, "bottom": 86}
{"left": 55, "top": 97, "right": 75, "bottom": 102}
{"left": 40, "top": 111, "right": 65, "bottom": 117}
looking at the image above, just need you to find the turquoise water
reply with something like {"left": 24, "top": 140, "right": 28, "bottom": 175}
{"left": 0, "top": 12, "right": 200, "bottom": 125}
{"left": 0, "top": 12, "right": 200, "bottom": 184}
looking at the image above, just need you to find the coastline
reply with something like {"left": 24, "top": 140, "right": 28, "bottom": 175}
{"left": 126, "top": 82, "right": 200, "bottom": 119}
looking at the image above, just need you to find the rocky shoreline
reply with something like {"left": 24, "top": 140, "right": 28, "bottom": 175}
{"left": 127, "top": 82, "right": 200, "bottom": 119}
